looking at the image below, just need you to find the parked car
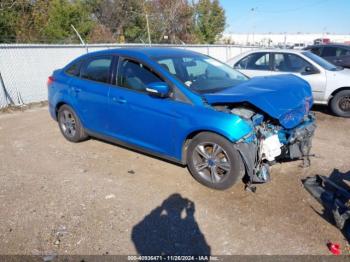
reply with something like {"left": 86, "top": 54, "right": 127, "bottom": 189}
{"left": 48, "top": 48, "right": 315, "bottom": 190}
{"left": 228, "top": 49, "right": 350, "bottom": 117}
{"left": 303, "top": 44, "right": 350, "bottom": 69}
{"left": 293, "top": 43, "right": 306, "bottom": 50}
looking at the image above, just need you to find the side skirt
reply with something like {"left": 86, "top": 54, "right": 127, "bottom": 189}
{"left": 85, "top": 129, "right": 186, "bottom": 166}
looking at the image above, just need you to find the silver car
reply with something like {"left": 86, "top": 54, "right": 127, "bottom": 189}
{"left": 227, "top": 49, "right": 350, "bottom": 117}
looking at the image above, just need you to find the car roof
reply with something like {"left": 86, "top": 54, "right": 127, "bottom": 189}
{"left": 226, "top": 49, "right": 310, "bottom": 64}
{"left": 83, "top": 47, "right": 204, "bottom": 59}
{"left": 306, "top": 44, "right": 350, "bottom": 49}
{"left": 244, "top": 49, "right": 306, "bottom": 54}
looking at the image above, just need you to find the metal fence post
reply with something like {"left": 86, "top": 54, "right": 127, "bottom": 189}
{"left": 0, "top": 71, "right": 14, "bottom": 106}
{"left": 225, "top": 46, "right": 229, "bottom": 62}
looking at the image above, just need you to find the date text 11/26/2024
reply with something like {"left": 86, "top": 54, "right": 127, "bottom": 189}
{"left": 128, "top": 255, "right": 219, "bottom": 261}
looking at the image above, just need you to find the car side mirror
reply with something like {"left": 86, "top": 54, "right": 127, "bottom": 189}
{"left": 146, "top": 82, "right": 170, "bottom": 98}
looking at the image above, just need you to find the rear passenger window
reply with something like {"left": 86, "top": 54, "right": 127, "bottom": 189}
{"left": 81, "top": 57, "right": 113, "bottom": 83}
{"left": 65, "top": 60, "right": 83, "bottom": 76}
{"left": 235, "top": 53, "right": 270, "bottom": 71}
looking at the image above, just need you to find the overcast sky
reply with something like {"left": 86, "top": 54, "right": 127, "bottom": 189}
{"left": 220, "top": 0, "right": 350, "bottom": 34}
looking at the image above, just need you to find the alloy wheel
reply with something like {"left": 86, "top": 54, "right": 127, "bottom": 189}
{"left": 192, "top": 142, "right": 231, "bottom": 184}
{"left": 59, "top": 110, "right": 77, "bottom": 138}
{"left": 339, "top": 96, "right": 350, "bottom": 112}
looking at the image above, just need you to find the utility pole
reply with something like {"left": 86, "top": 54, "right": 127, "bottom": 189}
{"left": 251, "top": 7, "right": 258, "bottom": 46}
{"left": 145, "top": 13, "right": 152, "bottom": 46}
{"left": 142, "top": 0, "right": 152, "bottom": 46}
{"left": 129, "top": 4, "right": 152, "bottom": 46}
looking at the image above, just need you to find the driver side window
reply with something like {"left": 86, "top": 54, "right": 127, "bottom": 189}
{"left": 117, "top": 59, "right": 163, "bottom": 92}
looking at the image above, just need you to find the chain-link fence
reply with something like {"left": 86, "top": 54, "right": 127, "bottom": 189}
{"left": 0, "top": 44, "right": 257, "bottom": 109}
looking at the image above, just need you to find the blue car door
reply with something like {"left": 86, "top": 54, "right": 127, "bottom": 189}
{"left": 108, "top": 57, "right": 183, "bottom": 157}
{"left": 69, "top": 55, "right": 115, "bottom": 134}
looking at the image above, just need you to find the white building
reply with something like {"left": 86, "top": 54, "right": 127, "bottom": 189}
{"left": 221, "top": 33, "right": 350, "bottom": 47}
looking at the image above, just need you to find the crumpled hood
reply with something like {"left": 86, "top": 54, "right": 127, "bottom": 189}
{"left": 203, "top": 74, "right": 313, "bottom": 129}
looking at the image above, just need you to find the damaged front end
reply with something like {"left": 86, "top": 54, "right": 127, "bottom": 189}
{"left": 205, "top": 74, "right": 316, "bottom": 189}
{"left": 214, "top": 104, "right": 316, "bottom": 188}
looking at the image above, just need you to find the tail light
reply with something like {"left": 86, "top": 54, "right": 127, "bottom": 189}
{"left": 47, "top": 76, "right": 54, "bottom": 86}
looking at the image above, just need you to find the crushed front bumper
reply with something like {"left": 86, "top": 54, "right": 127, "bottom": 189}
{"left": 235, "top": 113, "right": 316, "bottom": 187}
{"left": 278, "top": 113, "right": 316, "bottom": 167}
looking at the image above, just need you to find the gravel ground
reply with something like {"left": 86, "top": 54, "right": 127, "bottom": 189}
{"left": 0, "top": 105, "right": 350, "bottom": 255}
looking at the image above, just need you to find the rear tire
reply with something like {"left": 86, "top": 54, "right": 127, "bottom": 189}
{"left": 330, "top": 90, "right": 350, "bottom": 117}
{"left": 57, "top": 105, "right": 88, "bottom": 142}
{"left": 187, "top": 132, "right": 244, "bottom": 190}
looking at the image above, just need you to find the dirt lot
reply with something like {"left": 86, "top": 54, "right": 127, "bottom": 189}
{"left": 0, "top": 105, "right": 350, "bottom": 255}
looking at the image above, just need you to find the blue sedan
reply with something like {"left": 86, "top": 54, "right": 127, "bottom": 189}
{"left": 48, "top": 48, "right": 316, "bottom": 190}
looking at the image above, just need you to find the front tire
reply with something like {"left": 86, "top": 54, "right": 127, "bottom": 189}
{"left": 57, "top": 105, "right": 88, "bottom": 142}
{"left": 330, "top": 90, "right": 350, "bottom": 117}
{"left": 187, "top": 132, "right": 244, "bottom": 190}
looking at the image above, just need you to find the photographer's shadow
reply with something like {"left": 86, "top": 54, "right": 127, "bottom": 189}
{"left": 131, "top": 193, "right": 211, "bottom": 256}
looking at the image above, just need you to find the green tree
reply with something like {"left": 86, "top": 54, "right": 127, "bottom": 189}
{"left": 147, "top": 0, "right": 196, "bottom": 44}
{"left": 0, "top": 8, "right": 17, "bottom": 43}
{"left": 0, "top": 0, "right": 32, "bottom": 43}
{"left": 0, "top": 0, "right": 226, "bottom": 44}
{"left": 0, "top": 0, "right": 96, "bottom": 43}
{"left": 88, "top": 0, "right": 146, "bottom": 43}
{"left": 194, "top": 0, "right": 226, "bottom": 44}
{"left": 42, "top": 0, "right": 95, "bottom": 43}
{"left": 16, "top": 0, "right": 50, "bottom": 42}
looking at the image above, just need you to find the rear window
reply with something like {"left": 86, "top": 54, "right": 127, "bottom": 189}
{"left": 81, "top": 56, "right": 113, "bottom": 83}
{"left": 65, "top": 60, "right": 83, "bottom": 76}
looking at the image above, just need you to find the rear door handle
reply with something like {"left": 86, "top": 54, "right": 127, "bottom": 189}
{"left": 112, "top": 97, "right": 127, "bottom": 104}
{"left": 73, "top": 87, "right": 82, "bottom": 93}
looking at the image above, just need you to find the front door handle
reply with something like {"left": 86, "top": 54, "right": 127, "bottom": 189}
{"left": 112, "top": 97, "right": 127, "bottom": 104}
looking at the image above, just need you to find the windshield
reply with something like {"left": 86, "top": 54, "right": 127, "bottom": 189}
{"left": 153, "top": 55, "right": 249, "bottom": 93}
{"left": 302, "top": 51, "right": 339, "bottom": 71}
